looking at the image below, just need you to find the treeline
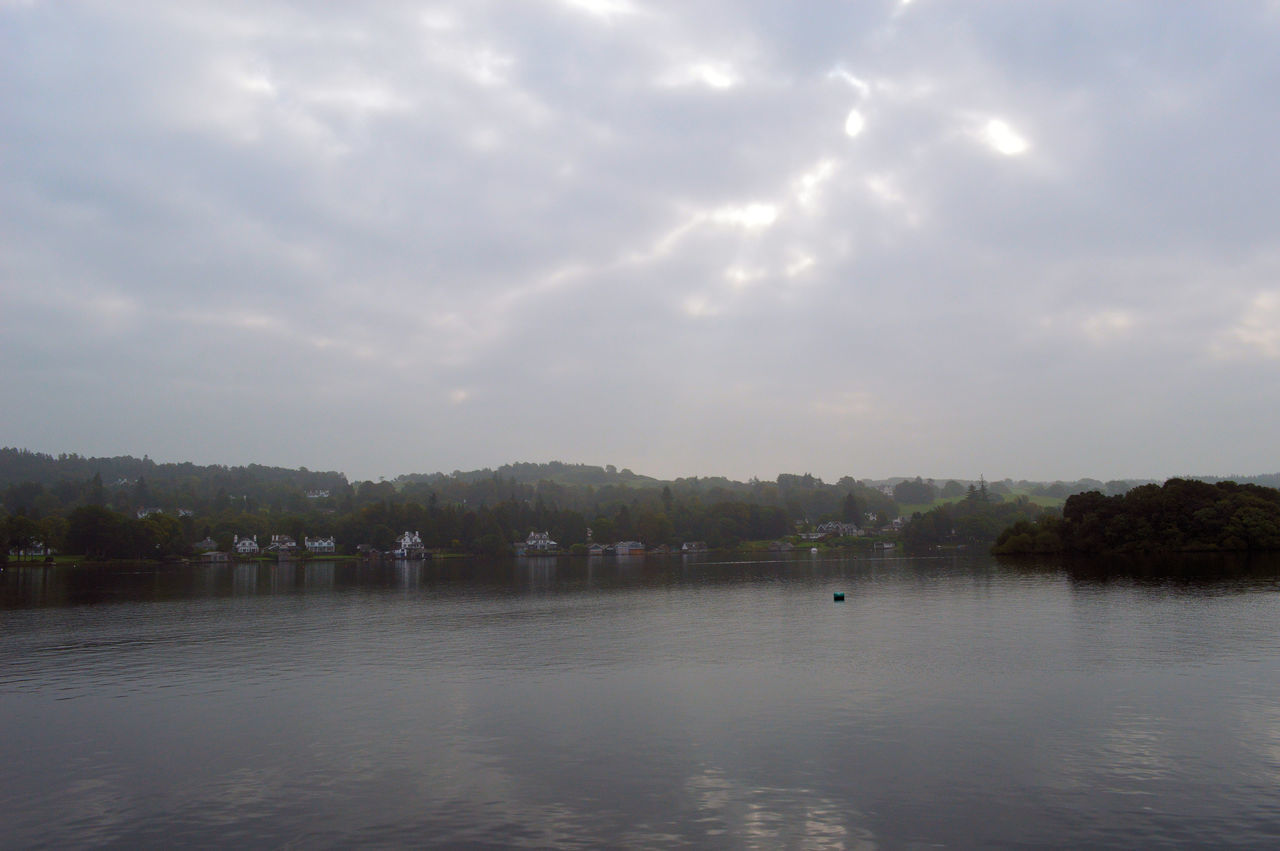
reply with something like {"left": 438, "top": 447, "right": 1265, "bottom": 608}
{"left": 5, "top": 491, "right": 797, "bottom": 561}
{"left": 993, "top": 479, "right": 1280, "bottom": 554}
{"left": 394, "top": 468, "right": 900, "bottom": 525}
{"left": 0, "top": 451, "right": 907, "bottom": 560}
{"left": 1, "top": 450, "right": 899, "bottom": 524}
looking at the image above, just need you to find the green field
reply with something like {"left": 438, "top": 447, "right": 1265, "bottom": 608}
{"left": 899, "top": 492, "right": 1065, "bottom": 516}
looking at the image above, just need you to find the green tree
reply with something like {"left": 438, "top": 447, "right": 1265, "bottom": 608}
{"left": 842, "top": 492, "right": 863, "bottom": 523}
{"left": 4, "top": 513, "right": 42, "bottom": 560}
{"left": 894, "top": 477, "right": 937, "bottom": 505}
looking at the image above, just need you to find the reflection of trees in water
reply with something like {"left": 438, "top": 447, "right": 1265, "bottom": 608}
{"left": 232, "top": 563, "right": 258, "bottom": 595}
{"left": 1064, "top": 551, "right": 1280, "bottom": 586}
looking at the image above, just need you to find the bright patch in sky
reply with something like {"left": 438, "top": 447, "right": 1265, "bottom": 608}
{"left": 691, "top": 63, "right": 736, "bottom": 90}
{"left": 724, "top": 266, "right": 766, "bottom": 289}
{"left": 981, "top": 118, "right": 1030, "bottom": 156}
{"left": 828, "top": 67, "right": 870, "bottom": 97}
{"left": 661, "top": 62, "right": 737, "bottom": 90}
{"left": 844, "top": 109, "right": 866, "bottom": 138}
{"left": 712, "top": 203, "right": 778, "bottom": 230}
{"left": 559, "top": 0, "right": 635, "bottom": 19}
{"left": 785, "top": 255, "right": 816, "bottom": 278}
{"left": 238, "top": 71, "right": 277, "bottom": 98}
{"left": 794, "top": 159, "right": 839, "bottom": 209}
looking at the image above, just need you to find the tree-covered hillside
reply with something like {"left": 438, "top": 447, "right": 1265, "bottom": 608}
{"left": 1, "top": 450, "right": 897, "bottom": 560}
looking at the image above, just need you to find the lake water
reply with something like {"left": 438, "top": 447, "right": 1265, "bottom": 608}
{"left": 4, "top": 553, "right": 1280, "bottom": 849}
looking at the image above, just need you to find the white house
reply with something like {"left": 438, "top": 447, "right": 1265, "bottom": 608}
{"left": 525, "top": 531, "right": 558, "bottom": 552}
{"left": 9, "top": 540, "right": 53, "bottom": 558}
{"left": 269, "top": 534, "right": 298, "bottom": 552}
{"left": 305, "top": 536, "right": 336, "bottom": 554}
{"left": 394, "top": 531, "right": 424, "bottom": 558}
{"left": 817, "top": 521, "right": 862, "bottom": 537}
{"left": 234, "top": 534, "right": 259, "bottom": 555}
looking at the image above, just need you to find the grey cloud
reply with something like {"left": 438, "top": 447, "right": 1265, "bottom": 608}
{"left": 3, "top": 1, "right": 1279, "bottom": 481}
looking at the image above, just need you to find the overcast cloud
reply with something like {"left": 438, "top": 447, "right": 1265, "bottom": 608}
{"left": 3, "top": 0, "right": 1279, "bottom": 482}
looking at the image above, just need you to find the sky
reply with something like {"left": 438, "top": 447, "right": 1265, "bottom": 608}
{"left": 4, "top": 0, "right": 1280, "bottom": 484}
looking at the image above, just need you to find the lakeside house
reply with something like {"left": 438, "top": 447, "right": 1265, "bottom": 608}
{"left": 681, "top": 541, "right": 708, "bottom": 553}
{"left": 268, "top": 534, "right": 298, "bottom": 554}
{"left": 8, "top": 540, "right": 53, "bottom": 558}
{"left": 394, "top": 531, "right": 425, "bottom": 558}
{"left": 526, "top": 531, "right": 558, "bottom": 552}
{"left": 817, "top": 521, "right": 862, "bottom": 537}
{"left": 305, "top": 536, "right": 336, "bottom": 554}
{"left": 194, "top": 537, "right": 218, "bottom": 552}
{"left": 233, "top": 535, "right": 259, "bottom": 555}
{"left": 514, "top": 530, "right": 559, "bottom": 556}
{"left": 614, "top": 541, "right": 645, "bottom": 556}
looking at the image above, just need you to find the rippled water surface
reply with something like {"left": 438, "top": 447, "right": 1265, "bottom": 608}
{"left": 4, "top": 553, "right": 1280, "bottom": 848}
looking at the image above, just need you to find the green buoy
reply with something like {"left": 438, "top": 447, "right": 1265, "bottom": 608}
{"left": 833, "top": 591, "right": 845, "bottom": 602}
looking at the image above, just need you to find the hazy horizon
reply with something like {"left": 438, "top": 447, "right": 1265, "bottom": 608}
{"left": 9, "top": 444, "right": 1275, "bottom": 490}
{"left": 5, "top": 2, "right": 1279, "bottom": 484}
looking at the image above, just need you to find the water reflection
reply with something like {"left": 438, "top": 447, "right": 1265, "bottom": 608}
{"left": 305, "top": 560, "right": 335, "bottom": 591}
{"left": 6, "top": 554, "right": 1280, "bottom": 847}
{"left": 270, "top": 563, "right": 296, "bottom": 592}
{"left": 393, "top": 560, "right": 421, "bottom": 589}
{"left": 232, "top": 563, "right": 258, "bottom": 596}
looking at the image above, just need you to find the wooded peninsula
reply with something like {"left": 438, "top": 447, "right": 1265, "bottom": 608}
{"left": 994, "top": 478, "right": 1280, "bottom": 555}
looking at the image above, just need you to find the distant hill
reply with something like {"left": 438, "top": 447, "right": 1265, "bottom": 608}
{"left": 0, "top": 447, "right": 350, "bottom": 516}
{"left": 5, "top": 446, "right": 1277, "bottom": 522}
{"left": 396, "top": 461, "right": 661, "bottom": 489}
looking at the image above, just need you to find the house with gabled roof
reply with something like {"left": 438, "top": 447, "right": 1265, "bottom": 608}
{"left": 305, "top": 536, "right": 336, "bottom": 554}
{"left": 393, "top": 531, "right": 425, "bottom": 558}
